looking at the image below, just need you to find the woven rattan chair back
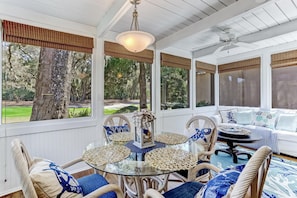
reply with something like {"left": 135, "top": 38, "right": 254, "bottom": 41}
{"left": 230, "top": 146, "right": 272, "bottom": 197}
{"left": 11, "top": 139, "right": 38, "bottom": 198}
{"left": 103, "top": 114, "right": 131, "bottom": 142}
{"left": 185, "top": 115, "right": 218, "bottom": 161}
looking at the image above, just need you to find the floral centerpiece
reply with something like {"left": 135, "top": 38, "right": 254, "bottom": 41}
{"left": 132, "top": 109, "right": 156, "bottom": 148}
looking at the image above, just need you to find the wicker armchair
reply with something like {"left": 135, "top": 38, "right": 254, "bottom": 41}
{"left": 173, "top": 115, "right": 218, "bottom": 182}
{"left": 11, "top": 138, "right": 123, "bottom": 198}
{"left": 103, "top": 114, "right": 169, "bottom": 197}
{"left": 144, "top": 145, "right": 272, "bottom": 198}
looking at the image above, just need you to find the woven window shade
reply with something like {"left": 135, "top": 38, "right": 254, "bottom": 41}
{"left": 104, "top": 41, "right": 154, "bottom": 64}
{"left": 2, "top": 20, "right": 94, "bottom": 53}
{"left": 218, "top": 57, "right": 260, "bottom": 73}
{"left": 196, "top": 61, "right": 216, "bottom": 73}
{"left": 271, "top": 49, "right": 297, "bottom": 68}
{"left": 161, "top": 53, "right": 191, "bottom": 70}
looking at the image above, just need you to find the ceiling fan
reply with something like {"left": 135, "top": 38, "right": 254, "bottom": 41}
{"left": 212, "top": 28, "right": 257, "bottom": 54}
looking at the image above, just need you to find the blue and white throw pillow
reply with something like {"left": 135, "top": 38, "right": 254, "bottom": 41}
{"left": 196, "top": 164, "right": 245, "bottom": 198}
{"left": 190, "top": 128, "right": 213, "bottom": 151}
{"left": 190, "top": 128, "right": 212, "bottom": 142}
{"left": 219, "top": 109, "right": 237, "bottom": 123}
{"left": 30, "top": 159, "right": 83, "bottom": 198}
{"left": 103, "top": 123, "right": 130, "bottom": 136}
{"left": 253, "top": 111, "right": 278, "bottom": 129}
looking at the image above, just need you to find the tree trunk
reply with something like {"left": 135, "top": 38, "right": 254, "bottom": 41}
{"left": 30, "top": 48, "right": 72, "bottom": 121}
{"left": 139, "top": 62, "right": 147, "bottom": 109}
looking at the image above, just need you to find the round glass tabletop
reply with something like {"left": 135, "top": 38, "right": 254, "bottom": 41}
{"left": 83, "top": 138, "right": 204, "bottom": 177}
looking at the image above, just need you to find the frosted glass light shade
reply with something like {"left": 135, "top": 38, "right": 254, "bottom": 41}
{"left": 116, "top": 30, "right": 155, "bottom": 53}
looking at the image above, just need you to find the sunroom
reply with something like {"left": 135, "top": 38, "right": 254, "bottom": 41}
{"left": 1, "top": 0, "right": 297, "bottom": 197}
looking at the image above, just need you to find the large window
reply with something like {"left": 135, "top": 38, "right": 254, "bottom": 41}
{"left": 160, "top": 53, "right": 190, "bottom": 110}
{"left": 104, "top": 42, "right": 152, "bottom": 114}
{"left": 219, "top": 58, "right": 260, "bottom": 107}
{"left": 196, "top": 61, "right": 215, "bottom": 107}
{"left": 2, "top": 20, "right": 93, "bottom": 123}
{"left": 271, "top": 50, "right": 297, "bottom": 109}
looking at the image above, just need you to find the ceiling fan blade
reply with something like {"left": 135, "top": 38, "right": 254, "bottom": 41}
{"left": 235, "top": 42, "right": 257, "bottom": 49}
{"left": 213, "top": 45, "right": 226, "bottom": 55}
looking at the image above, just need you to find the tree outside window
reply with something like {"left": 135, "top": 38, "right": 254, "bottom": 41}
{"left": 2, "top": 43, "right": 92, "bottom": 123}
{"left": 104, "top": 56, "right": 152, "bottom": 114}
{"left": 1, "top": 21, "right": 93, "bottom": 124}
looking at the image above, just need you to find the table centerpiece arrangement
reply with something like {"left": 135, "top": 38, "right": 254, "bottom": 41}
{"left": 132, "top": 109, "right": 156, "bottom": 148}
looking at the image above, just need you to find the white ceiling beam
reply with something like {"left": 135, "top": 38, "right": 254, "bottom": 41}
{"left": 96, "top": 0, "right": 131, "bottom": 37}
{"left": 156, "top": 0, "right": 271, "bottom": 50}
{"left": 193, "top": 17, "right": 297, "bottom": 58}
{"left": 239, "top": 18, "right": 297, "bottom": 43}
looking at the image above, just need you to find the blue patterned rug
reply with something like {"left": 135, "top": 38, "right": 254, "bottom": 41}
{"left": 211, "top": 143, "right": 297, "bottom": 198}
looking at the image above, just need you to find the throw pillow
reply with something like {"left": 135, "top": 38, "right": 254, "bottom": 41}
{"left": 253, "top": 111, "right": 278, "bottom": 129}
{"left": 275, "top": 114, "right": 297, "bottom": 132}
{"left": 235, "top": 110, "right": 253, "bottom": 125}
{"left": 30, "top": 159, "right": 83, "bottom": 198}
{"left": 219, "top": 109, "right": 237, "bottom": 123}
{"left": 195, "top": 164, "right": 245, "bottom": 198}
{"left": 190, "top": 128, "right": 213, "bottom": 151}
{"left": 103, "top": 123, "right": 130, "bottom": 136}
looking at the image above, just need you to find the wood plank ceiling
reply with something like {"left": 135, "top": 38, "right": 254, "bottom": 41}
{"left": 1, "top": 0, "right": 297, "bottom": 58}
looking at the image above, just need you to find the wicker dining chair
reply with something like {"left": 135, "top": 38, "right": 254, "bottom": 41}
{"left": 103, "top": 114, "right": 169, "bottom": 197}
{"left": 173, "top": 115, "right": 218, "bottom": 182}
{"left": 11, "top": 138, "right": 124, "bottom": 198}
{"left": 103, "top": 114, "right": 131, "bottom": 143}
{"left": 144, "top": 145, "right": 273, "bottom": 198}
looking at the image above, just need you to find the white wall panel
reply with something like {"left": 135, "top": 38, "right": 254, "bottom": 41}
{"left": 0, "top": 125, "right": 101, "bottom": 196}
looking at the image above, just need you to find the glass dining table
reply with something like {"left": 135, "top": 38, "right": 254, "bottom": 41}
{"left": 82, "top": 132, "right": 204, "bottom": 198}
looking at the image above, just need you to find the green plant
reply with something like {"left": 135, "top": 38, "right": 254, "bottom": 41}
{"left": 196, "top": 100, "right": 210, "bottom": 107}
{"left": 68, "top": 108, "right": 91, "bottom": 118}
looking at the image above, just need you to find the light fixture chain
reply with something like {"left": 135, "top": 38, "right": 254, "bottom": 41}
{"left": 130, "top": 2, "right": 140, "bottom": 31}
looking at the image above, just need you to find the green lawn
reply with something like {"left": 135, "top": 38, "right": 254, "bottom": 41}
{"left": 2, "top": 105, "right": 138, "bottom": 123}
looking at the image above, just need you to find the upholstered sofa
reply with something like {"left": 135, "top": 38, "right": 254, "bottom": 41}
{"left": 210, "top": 108, "right": 297, "bottom": 157}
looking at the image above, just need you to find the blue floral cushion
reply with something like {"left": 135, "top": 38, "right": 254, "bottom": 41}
{"left": 219, "top": 109, "right": 237, "bottom": 123}
{"left": 196, "top": 164, "right": 245, "bottom": 198}
{"left": 253, "top": 111, "right": 278, "bottom": 129}
{"left": 103, "top": 123, "right": 130, "bottom": 136}
{"left": 190, "top": 128, "right": 212, "bottom": 142}
{"left": 30, "top": 159, "right": 83, "bottom": 198}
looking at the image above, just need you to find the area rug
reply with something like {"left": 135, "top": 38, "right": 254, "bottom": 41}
{"left": 211, "top": 143, "right": 297, "bottom": 198}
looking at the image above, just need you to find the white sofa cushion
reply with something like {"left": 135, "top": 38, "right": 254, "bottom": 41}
{"left": 235, "top": 110, "right": 254, "bottom": 125}
{"left": 275, "top": 114, "right": 297, "bottom": 132}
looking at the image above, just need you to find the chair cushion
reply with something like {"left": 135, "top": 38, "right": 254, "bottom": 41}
{"left": 195, "top": 164, "right": 245, "bottom": 198}
{"left": 29, "top": 159, "right": 83, "bottom": 198}
{"left": 103, "top": 123, "right": 130, "bottom": 136}
{"left": 163, "top": 182, "right": 204, "bottom": 198}
{"left": 77, "top": 174, "right": 117, "bottom": 198}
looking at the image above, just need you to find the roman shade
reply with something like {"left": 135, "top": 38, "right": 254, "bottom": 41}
{"left": 218, "top": 57, "right": 260, "bottom": 73}
{"left": 196, "top": 61, "right": 216, "bottom": 73}
{"left": 2, "top": 20, "right": 94, "bottom": 53}
{"left": 104, "top": 41, "right": 154, "bottom": 64}
{"left": 161, "top": 53, "right": 191, "bottom": 70}
{"left": 271, "top": 49, "right": 297, "bottom": 68}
